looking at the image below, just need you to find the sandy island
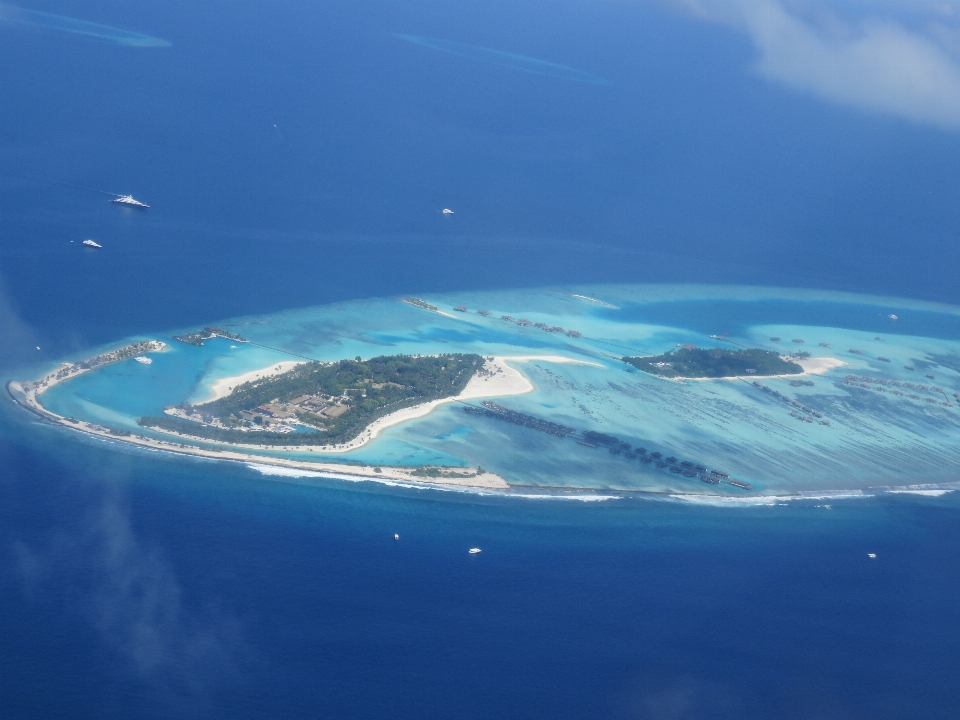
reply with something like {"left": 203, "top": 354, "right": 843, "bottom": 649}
{"left": 669, "top": 356, "right": 846, "bottom": 382}
{"left": 182, "top": 355, "right": 602, "bottom": 455}
{"left": 10, "top": 353, "right": 602, "bottom": 490}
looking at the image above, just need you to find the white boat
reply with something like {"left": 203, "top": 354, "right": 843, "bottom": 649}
{"left": 442, "top": 208, "right": 454, "bottom": 215}
{"left": 134, "top": 356, "right": 153, "bottom": 365}
{"left": 468, "top": 547, "right": 481, "bottom": 554}
{"left": 394, "top": 534, "right": 400, "bottom": 541}
{"left": 82, "top": 239, "right": 102, "bottom": 248}
{"left": 868, "top": 553, "right": 877, "bottom": 558}
{"left": 111, "top": 194, "right": 150, "bottom": 209}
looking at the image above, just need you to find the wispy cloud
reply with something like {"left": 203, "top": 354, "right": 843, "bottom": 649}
{"left": 396, "top": 34, "right": 609, "bottom": 84}
{"left": 679, "top": 0, "right": 960, "bottom": 130}
{"left": 0, "top": 3, "right": 170, "bottom": 47}
{"left": 9, "top": 492, "right": 244, "bottom": 706}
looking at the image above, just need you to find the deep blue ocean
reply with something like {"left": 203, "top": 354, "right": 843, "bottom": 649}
{"left": 3, "top": 1, "right": 960, "bottom": 717}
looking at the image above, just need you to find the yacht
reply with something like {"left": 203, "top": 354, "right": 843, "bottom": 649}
{"left": 442, "top": 208, "right": 454, "bottom": 214}
{"left": 134, "top": 356, "right": 153, "bottom": 365}
{"left": 111, "top": 195, "right": 150, "bottom": 209}
{"left": 82, "top": 239, "right": 102, "bottom": 248}
{"left": 468, "top": 547, "right": 481, "bottom": 554}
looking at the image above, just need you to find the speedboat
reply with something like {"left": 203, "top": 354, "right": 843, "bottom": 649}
{"left": 111, "top": 195, "right": 150, "bottom": 209}
{"left": 468, "top": 547, "right": 481, "bottom": 554}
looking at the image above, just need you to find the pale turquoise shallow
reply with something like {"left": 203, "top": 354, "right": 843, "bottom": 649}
{"left": 36, "top": 284, "right": 960, "bottom": 496}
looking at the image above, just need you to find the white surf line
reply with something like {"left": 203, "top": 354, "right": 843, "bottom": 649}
{"left": 666, "top": 490, "right": 873, "bottom": 506}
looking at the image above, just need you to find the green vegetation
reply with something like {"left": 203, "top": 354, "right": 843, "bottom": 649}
{"left": 138, "top": 354, "right": 484, "bottom": 446}
{"left": 401, "top": 298, "right": 441, "bottom": 313}
{"left": 623, "top": 348, "right": 803, "bottom": 379}
{"left": 411, "top": 465, "right": 485, "bottom": 479}
{"left": 173, "top": 326, "right": 247, "bottom": 346}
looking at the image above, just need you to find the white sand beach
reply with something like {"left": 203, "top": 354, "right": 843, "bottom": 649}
{"left": 200, "top": 360, "right": 305, "bottom": 403}
{"left": 334, "top": 355, "right": 604, "bottom": 451}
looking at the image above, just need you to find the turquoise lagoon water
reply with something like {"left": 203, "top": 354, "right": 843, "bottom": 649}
{"left": 38, "top": 284, "right": 960, "bottom": 496}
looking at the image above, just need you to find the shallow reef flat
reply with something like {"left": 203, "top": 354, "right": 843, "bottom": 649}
{"left": 17, "top": 284, "right": 960, "bottom": 496}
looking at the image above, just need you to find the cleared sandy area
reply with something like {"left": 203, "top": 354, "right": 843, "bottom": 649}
{"left": 200, "top": 360, "right": 305, "bottom": 403}
{"left": 796, "top": 356, "right": 846, "bottom": 375}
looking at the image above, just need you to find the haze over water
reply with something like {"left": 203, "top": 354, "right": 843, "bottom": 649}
{"left": 2, "top": 1, "right": 960, "bottom": 718}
